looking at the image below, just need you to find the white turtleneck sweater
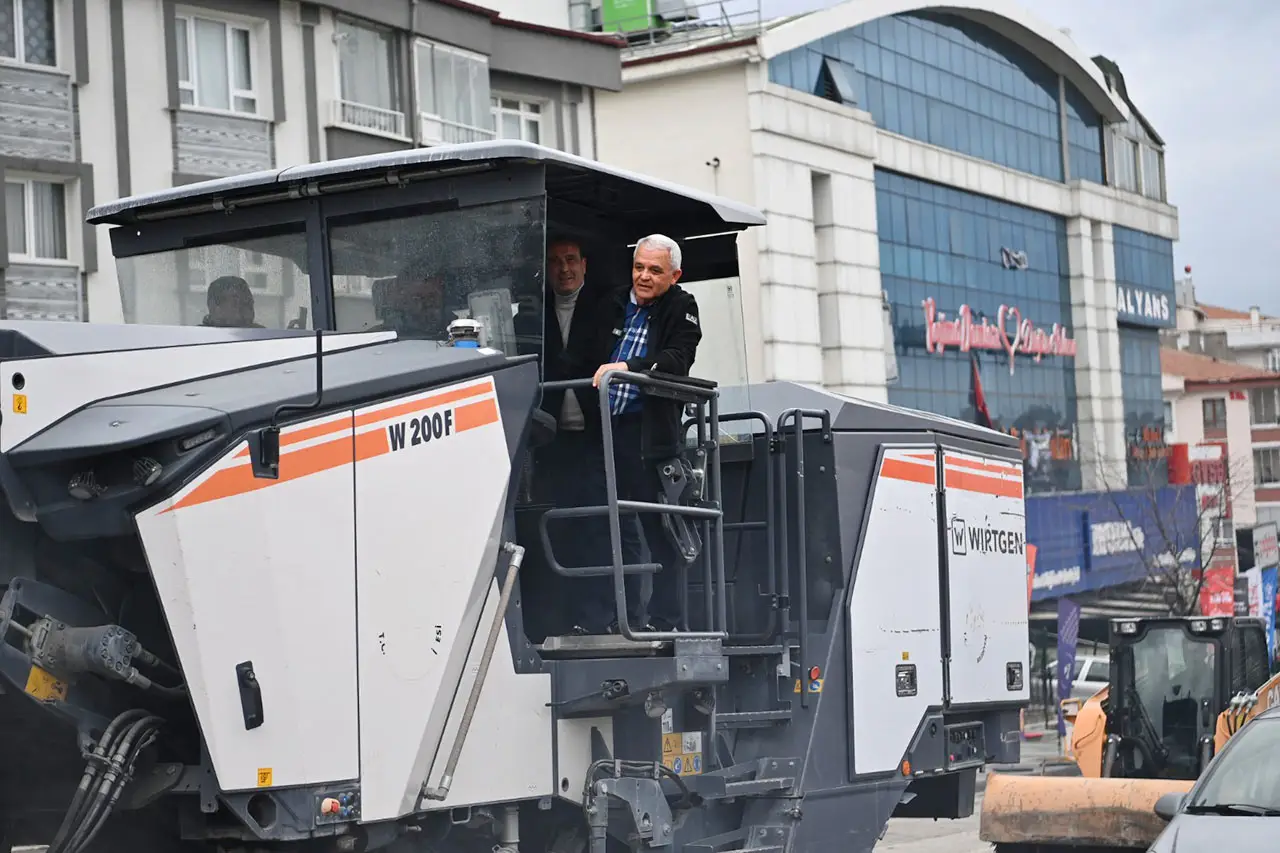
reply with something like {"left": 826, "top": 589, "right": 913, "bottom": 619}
{"left": 555, "top": 284, "right": 586, "bottom": 431}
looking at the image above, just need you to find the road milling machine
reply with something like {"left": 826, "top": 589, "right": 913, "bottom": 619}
{"left": 0, "top": 142, "right": 1030, "bottom": 853}
{"left": 981, "top": 614, "right": 1275, "bottom": 852}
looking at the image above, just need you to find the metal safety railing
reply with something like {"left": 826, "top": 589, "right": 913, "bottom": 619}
{"left": 777, "top": 408, "right": 832, "bottom": 707}
{"left": 585, "top": 0, "right": 766, "bottom": 62}
{"left": 539, "top": 370, "right": 727, "bottom": 643}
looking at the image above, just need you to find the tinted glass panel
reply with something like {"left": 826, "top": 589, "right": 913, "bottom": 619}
{"left": 1120, "top": 326, "right": 1167, "bottom": 486}
{"left": 1190, "top": 719, "right": 1280, "bottom": 811}
{"left": 877, "top": 169, "right": 1079, "bottom": 493}
{"left": 116, "top": 228, "right": 315, "bottom": 330}
{"left": 768, "top": 12, "right": 1106, "bottom": 184}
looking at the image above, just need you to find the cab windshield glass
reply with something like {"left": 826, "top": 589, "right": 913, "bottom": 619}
{"left": 1188, "top": 718, "right": 1280, "bottom": 811}
{"left": 1121, "top": 626, "right": 1217, "bottom": 774}
{"left": 117, "top": 227, "right": 314, "bottom": 330}
{"left": 113, "top": 196, "right": 547, "bottom": 357}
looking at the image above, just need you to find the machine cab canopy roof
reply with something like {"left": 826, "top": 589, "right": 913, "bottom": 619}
{"left": 87, "top": 141, "right": 765, "bottom": 350}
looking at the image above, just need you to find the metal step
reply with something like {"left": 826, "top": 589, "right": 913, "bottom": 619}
{"left": 536, "top": 633, "right": 671, "bottom": 658}
{"left": 722, "top": 644, "right": 784, "bottom": 657}
{"left": 717, "top": 709, "right": 791, "bottom": 729}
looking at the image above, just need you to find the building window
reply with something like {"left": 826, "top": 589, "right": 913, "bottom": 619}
{"left": 1252, "top": 387, "right": 1280, "bottom": 426}
{"left": 1256, "top": 447, "right": 1280, "bottom": 486}
{"left": 1202, "top": 398, "right": 1226, "bottom": 432}
{"left": 1163, "top": 400, "right": 1174, "bottom": 440}
{"left": 1108, "top": 111, "right": 1165, "bottom": 202}
{"left": 414, "top": 40, "right": 492, "bottom": 145}
{"left": 0, "top": 0, "right": 56, "bottom": 67}
{"left": 491, "top": 97, "right": 542, "bottom": 144}
{"left": 175, "top": 13, "right": 258, "bottom": 114}
{"left": 5, "top": 178, "right": 67, "bottom": 262}
{"left": 335, "top": 18, "right": 404, "bottom": 138}
{"left": 767, "top": 12, "right": 1095, "bottom": 184}
{"left": 1267, "top": 348, "right": 1280, "bottom": 372}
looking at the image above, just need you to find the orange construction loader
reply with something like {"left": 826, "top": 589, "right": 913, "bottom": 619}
{"left": 980, "top": 615, "right": 1277, "bottom": 851}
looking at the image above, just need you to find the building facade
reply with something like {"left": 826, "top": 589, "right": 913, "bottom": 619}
{"left": 0, "top": 0, "right": 621, "bottom": 325}
{"left": 587, "top": 0, "right": 1179, "bottom": 493}
{"left": 1162, "top": 347, "right": 1280, "bottom": 532}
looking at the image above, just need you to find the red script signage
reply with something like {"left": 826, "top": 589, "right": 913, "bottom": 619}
{"left": 922, "top": 298, "right": 1077, "bottom": 375}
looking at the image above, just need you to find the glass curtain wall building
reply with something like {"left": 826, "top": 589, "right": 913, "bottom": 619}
{"left": 766, "top": 9, "right": 1176, "bottom": 494}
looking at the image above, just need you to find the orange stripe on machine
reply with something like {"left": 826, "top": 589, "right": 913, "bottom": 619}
{"left": 879, "top": 452, "right": 936, "bottom": 486}
{"left": 165, "top": 380, "right": 499, "bottom": 513}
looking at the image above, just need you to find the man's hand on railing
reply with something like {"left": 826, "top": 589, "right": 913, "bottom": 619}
{"left": 593, "top": 361, "right": 630, "bottom": 387}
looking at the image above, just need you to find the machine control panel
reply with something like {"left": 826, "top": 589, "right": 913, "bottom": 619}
{"left": 315, "top": 787, "right": 361, "bottom": 825}
{"left": 943, "top": 722, "right": 985, "bottom": 771}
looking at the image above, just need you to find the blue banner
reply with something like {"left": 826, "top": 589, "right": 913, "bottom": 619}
{"left": 1028, "top": 485, "right": 1200, "bottom": 600}
{"left": 1263, "top": 567, "right": 1278, "bottom": 660}
{"left": 1056, "top": 597, "right": 1081, "bottom": 736}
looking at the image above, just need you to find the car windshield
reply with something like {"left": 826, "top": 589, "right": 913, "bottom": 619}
{"left": 1188, "top": 718, "right": 1280, "bottom": 811}
{"left": 114, "top": 197, "right": 547, "bottom": 357}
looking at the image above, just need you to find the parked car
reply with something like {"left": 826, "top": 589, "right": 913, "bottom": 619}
{"left": 1149, "top": 704, "right": 1280, "bottom": 851}
{"left": 1034, "top": 654, "right": 1110, "bottom": 705}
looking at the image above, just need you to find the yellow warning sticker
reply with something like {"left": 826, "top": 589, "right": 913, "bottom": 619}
{"left": 902, "top": 651, "right": 910, "bottom": 661}
{"left": 12, "top": 393, "right": 27, "bottom": 414}
{"left": 257, "top": 768, "right": 273, "bottom": 787}
{"left": 793, "top": 678, "right": 824, "bottom": 694}
{"left": 24, "top": 665, "right": 67, "bottom": 702}
{"left": 660, "top": 732, "right": 703, "bottom": 776}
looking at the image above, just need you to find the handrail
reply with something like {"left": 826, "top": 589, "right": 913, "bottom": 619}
{"left": 682, "top": 411, "right": 778, "bottom": 644}
{"left": 539, "top": 373, "right": 726, "bottom": 643}
{"left": 777, "top": 408, "right": 832, "bottom": 708}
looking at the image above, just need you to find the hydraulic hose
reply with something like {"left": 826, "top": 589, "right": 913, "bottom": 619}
{"left": 48, "top": 711, "right": 162, "bottom": 853}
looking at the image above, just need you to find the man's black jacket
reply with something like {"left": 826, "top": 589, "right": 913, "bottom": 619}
{"left": 595, "top": 282, "right": 702, "bottom": 461}
{"left": 527, "top": 281, "right": 607, "bottom": 436}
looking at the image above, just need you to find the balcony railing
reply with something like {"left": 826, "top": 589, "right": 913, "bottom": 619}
{"left": 331, "top": 99, "right": 407, "bottom": 139}
{"left": 418, "top": 112, "right": 496, "bottom": 147}
{"left": 577, "top": 0, "right": 765, "bottom": 61}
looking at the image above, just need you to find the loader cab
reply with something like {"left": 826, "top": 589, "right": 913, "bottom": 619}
{"left": 1106, "top": 616, "right": 1270, "bottom": 780}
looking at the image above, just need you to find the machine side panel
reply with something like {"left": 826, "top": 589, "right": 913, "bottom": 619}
{"left": 417, "top": 575, "right": 554, "bottom": 810}
{"left": 0, "top": 332, "right": 391, "bottom": 452}
{"left": 941, "top": 449, "right": 1030, "bottom": 706}
{"left": 848, "top": 445, "right": 944, "bottom": 775}
{"left": 353, "top": 375, "right": 512, "bottom": 822}
{"left": 134, "top": 410, "right": 360, "bottom": 791}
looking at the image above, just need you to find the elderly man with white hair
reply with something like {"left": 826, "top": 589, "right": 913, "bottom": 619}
{"left": 590, "top": 234, "right": 702, "bottom": 633}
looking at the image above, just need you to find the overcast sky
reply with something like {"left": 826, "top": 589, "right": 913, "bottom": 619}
{"left": 753, "top": 0, "right": 1279, "bottom": 314}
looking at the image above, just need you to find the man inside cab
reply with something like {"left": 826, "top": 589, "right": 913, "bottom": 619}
{"left": 533, "top": 236, "right": 615, "bottom": 635}
{"left": 591, "top": 234, "right": 701, "bottom": 634}
{"left": 202, "top": 276, "right": 263, "bottom": 328}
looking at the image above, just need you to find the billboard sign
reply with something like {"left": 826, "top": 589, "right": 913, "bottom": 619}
{"left": 1028, "top": 485, "right": 1200, "bottom": 601}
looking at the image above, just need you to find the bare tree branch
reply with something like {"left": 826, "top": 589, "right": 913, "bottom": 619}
{"left": 1074, "top": 443, "right": 1255, "bottom": 616}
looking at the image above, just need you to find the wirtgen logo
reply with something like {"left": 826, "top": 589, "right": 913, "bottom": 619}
{"left": 950, "top": 516, "right": 1025, "bottom": 556}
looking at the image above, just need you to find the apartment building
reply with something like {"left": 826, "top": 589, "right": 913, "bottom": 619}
{"left": 0, "top": 0, "right": 622, "bottom": 324}
{"left": 1162, "top": 346, "right": 1280, "bottom": 532}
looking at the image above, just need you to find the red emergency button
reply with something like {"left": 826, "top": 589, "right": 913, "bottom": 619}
{"left": 321, "top": 797, "right": 341, "bottom": 816}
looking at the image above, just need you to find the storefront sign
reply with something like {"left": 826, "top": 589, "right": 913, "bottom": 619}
{"left": 1200, "top": 564, "right": 1236, "bottom": 617}
{"left": 1263, "top": 567, "right": 1278, "bottom": 658}
{"left": 1001, "top": 247, "right": 1029, "bottom": 270}
{"left": 1028, "top": 486, "right": 1199, "bottom": 601}
{"left": 1254, "top": 522, "right": 1280, "bottom": 570}
{"left": 1116, "top": 283, "right": 1174, "bottom": 328}
{"left": 922, "top": 298, "right": 1077, "bottom": 375}
{"left": 1090, "top": 520, "right": 1145, "bottom": 557}
{"left": 1128, "top": 425, "right": 1170, "bottom": 462}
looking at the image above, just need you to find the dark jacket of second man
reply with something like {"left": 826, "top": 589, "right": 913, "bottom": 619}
{"left": 595, "top": 280, "right": 702, "bottom": 461}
